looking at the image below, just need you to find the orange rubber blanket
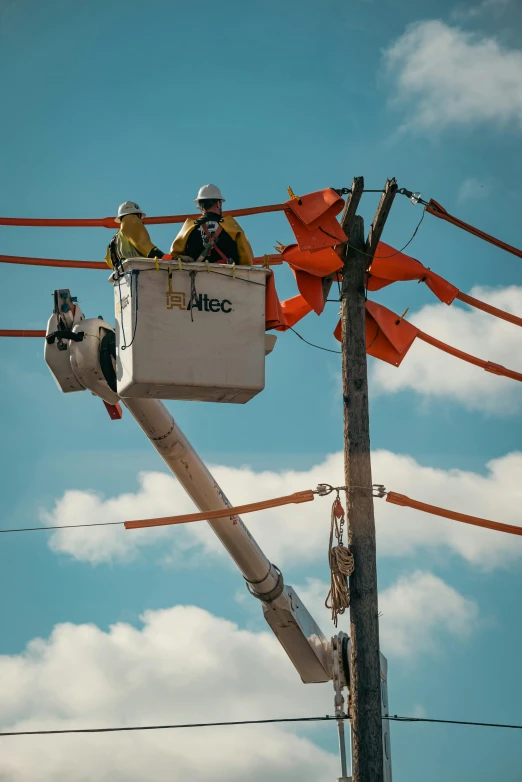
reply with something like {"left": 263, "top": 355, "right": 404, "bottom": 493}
{"left": 386, "top": 491, "right": 522, "bottom": 537}
{"left": 332, "top": 299, "right": 522, "bottom": 382}
{"left": 125, "top": 490, "right": 315, "bottom": 530}
{"left": 368, "top": 244, "right": 522, "bottom": 327}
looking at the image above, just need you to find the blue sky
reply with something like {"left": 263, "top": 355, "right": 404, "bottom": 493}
{"left": 1, "top": 0, "right": 522, "bottom": 780}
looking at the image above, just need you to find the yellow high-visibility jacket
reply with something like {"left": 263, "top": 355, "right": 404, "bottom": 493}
{"left": 170, "top": 215, "right": 253, "bottom": 266}
{"left": 105, "top": 214, "right": 163, "bottom": 268}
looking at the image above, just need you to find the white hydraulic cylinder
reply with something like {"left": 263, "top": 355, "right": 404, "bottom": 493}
{"left": 123, "top": 397, "right": 332, "bottom": 683}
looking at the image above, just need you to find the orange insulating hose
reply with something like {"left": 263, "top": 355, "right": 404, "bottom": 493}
{"left": 125, "top": 490, "right": 315, "bottom": 530}
{"left": 417, "top": 331, "right": 522, "bottom": 383}
{"left": 426, "top": 200, "right": 522, "bottom": 259}
{"left": 0, "top": 330, "right": 46, "bottom": 337}
{"left": 456, "top": 291, "right": 522, "bottom": 328}
{"left": 386, "top": 491, "right": 522, "bottom": 538}
{"left": 0, "top": 253, "right": 283, "bottom": 270}
{"left": 0, "top": 255, "right": 106, "bottom": 269}
{"left": 0, "top": 203, "right": 286, "bottom": 229}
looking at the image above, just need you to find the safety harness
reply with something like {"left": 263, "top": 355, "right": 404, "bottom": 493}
{"left": 196, "top": 220, "right": 230, "bottom": 264}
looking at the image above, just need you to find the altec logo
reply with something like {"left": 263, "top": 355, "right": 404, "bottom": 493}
{"left": 166, "top": 291, "right": 232, "bottom": 313}
{"left": 189, "top": 293, "right": 232, "bottom": 313}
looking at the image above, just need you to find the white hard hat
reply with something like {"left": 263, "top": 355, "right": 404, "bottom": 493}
{"left": 115, "top": 201, "right": 146, "bottom": 223}
{"left": 194, "top": 184, "right": 226, "bottom": 203}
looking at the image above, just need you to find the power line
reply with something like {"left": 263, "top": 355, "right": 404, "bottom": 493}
{"left": 387, "top": 715, "right": 522, "bottom": 730}
{"left": 1, "top": 714, "right": 522, "bottom": 738}
{"left": 346, "top": 210, "right": 426, "bottom": 260}
{"left": 289, "top": 327, "right": 342, "bottom": 355}
{"left": 0, "top": 716, "right": 334, "bottom": 737}
{"left": 0, "top": 521, "right": 123, "bottom": 533}
{"left": 319, "top": 209, "right": 425, "bottom": 261}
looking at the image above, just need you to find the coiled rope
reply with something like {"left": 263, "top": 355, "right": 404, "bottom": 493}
{"left": 325, "top": 494, "right": 354, "bottom": 627}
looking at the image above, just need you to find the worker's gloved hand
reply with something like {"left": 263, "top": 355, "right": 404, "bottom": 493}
{"left": 173, "top": 254, "right": 196, "bottom": 263}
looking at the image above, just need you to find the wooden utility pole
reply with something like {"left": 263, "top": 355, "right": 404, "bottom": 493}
{"left": 341, "top": 177, "right": 397, "bottom": 782}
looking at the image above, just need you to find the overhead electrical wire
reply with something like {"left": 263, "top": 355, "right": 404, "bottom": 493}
{"left": 347, "top": 210, "right": 426, "bottom": 260}
{"left": 1, "top": 714, "right": 521, "bottom": 738}
{"left": 289, "top": 326, "right": 342, "bottom": 355}
{"left": 0, "top": 521, "right": 124, "bottom": 533}
{"left": 3, "top": 483, "right": 521, "bottom": 539}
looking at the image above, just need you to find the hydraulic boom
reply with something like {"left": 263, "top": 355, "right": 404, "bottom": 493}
{"left": 44, "top": 283, "right": 393, "bottom": 780}
{"left": 44, "top": 288, "right": 331, "bottom": 683}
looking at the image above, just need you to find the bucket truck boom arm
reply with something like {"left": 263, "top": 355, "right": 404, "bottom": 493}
{"left": 123, "top": 396, "right": 332, "bottom": 683}
{"left": 44, "top": 289, "right": 331, "bottom": 684}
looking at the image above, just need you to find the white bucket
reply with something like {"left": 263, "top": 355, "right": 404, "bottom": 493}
{"left": 113, "top": 259, "right": 272, "bottom": 403}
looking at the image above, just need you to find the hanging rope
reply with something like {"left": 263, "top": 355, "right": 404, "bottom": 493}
{"left": 118, "top": 271, "right": 139, "bottom": 350}
{"left": 325, "top": 494, "right": 354, "bottom": 627}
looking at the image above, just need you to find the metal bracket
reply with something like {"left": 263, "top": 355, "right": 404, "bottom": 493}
{"left": 397, "top": 187, "right": 429, "bottom": 207}
{"left": 316, "top": 483, "right": 387, "bottom": 498}
{"left": 45, "top": 330, "right": 84, "bottom": 345}
{"left": 245, "top": 564, "right": 284, "bottom": 604}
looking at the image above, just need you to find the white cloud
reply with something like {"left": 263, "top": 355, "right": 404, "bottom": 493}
{"left": 44, "top": 449, "right": 522, "bottom": 570}
{"left": 378, "top": 571, "right": 478, "bottom": 657}
{"left": 373, "top": 449, "right": 522, "bottom": 567}
{"left": 371, "top": 285, "right": 522, "bottom": 415}
{"left": 42, "top": 472, "right": 198, "bottom": 565}
{"left": 295, "top": 571, "right": 479, "bottom": 660}
{"left": 384, "top": 20, "right": 522, "bottom": 131}
{"left": 0, "top": 605, "right": 336, "bottom": 782}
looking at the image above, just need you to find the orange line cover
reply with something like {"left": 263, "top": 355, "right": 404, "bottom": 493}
{"left": 426, "top": 199, "right": 522, "bottom": 259}
{"left": 386, "top": 491, "right": 522, "bottom": 537}
{"left": 417, "top": 331, "right": 522, "bottom": 383}
{"left": 0, "top": 253, "right": 282, "bottom": 270}
{"left": 456, "top": 291, "right": 522, "bottom": 328}
{"left": 0, "top": 330, "right": 46, "bottom": 337}
{"left": 0, "top": 203, "right": 286, "bottom": 229}
{"left": 125, "top": 490, "right": 315, "bottom": 530}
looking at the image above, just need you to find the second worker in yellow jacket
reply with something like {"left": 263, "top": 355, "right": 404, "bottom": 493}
{"left": 171, "top": 185, "right": 253, "bottom": 266}
{"left": 106, "top": 201, "right": 167, "bottom": 269}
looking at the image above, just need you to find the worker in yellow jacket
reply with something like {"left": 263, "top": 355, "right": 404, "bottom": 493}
{"left": 170, "top": 185, "right": 253, "bottom": 266}
{"left": 105, "top": 201, "right": 167, "bottom": 269}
